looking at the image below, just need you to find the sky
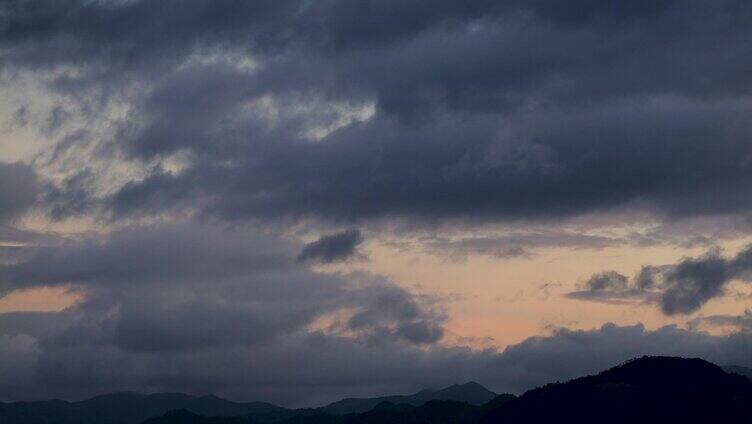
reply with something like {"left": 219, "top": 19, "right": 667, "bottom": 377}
{"left": 1, "top": 0, "right": 752, "bottom": 407}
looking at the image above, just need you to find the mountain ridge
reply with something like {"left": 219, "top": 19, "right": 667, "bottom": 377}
{"left": 141, "top": 357, "right": 752, "bottom": 424}
{"left": 0, "top": 381, "right": 499, "bottom": 424}
{"left": 482, "top": 356, "right": 752, "bottom": 423}
{"left": 0, "top": 391, "right": 286, "bottom": 424}
{"left": 3, "top": 358, "right": 752, "bottom": 424}
{"left": 319, "top": 381, "right": 499, "bottom": 415}
{"left": 723, "top": 365, "right": 752, "bottom": 380}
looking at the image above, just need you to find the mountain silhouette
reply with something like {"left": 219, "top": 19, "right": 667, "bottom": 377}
{"left": 141, "top": 409, "right": 248, "bottom": 424}
{"left": 145, "top": 399, "right": 498, "bottom": 424}
{"left": 482, "top": 356, "right": 752, "bottom": 424}
{"left": 0, "top": 382, "right": 499, "bottom": 424}
{"left": 3, "top": 358, "right": 752, "bottom": 424}
{"left": 319, "top": 381, "right": 499, "bottom": 414}
{"left": 0, "top": 392, "right": 285, "bottom": 424}
{"left": 724, "top": 365, "right": 752, "bottom": 381}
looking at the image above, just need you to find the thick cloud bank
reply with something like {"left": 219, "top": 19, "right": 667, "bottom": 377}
{"left": 0, "top": 309, "right": 750, "bottom": 406}
{"left": 3, "top": 0, "right": 752, "bottom": 225}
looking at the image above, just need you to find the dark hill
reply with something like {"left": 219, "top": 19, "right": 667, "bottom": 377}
{"left": 340, "top": 400, "right": 480, "bottom": 424}
{"left": 724, "top": 365, "right": 752, "bottom": 380}
{"left": 0, "top": 392, "right": 286, "bottom": 424}
{"left": 142, "top": 409, "right": 249, "bottom": 424}
{"left": 244, "top": 400, "right": 488, "bottom": 424}
{"left": 482, "top": 356, "right": 752, "bottom": 424}
{"left": 4, "top": 357, "right": 750, "bottom": 424}
{"left": 319, "top": 382, "right": 498, "bottom": 415}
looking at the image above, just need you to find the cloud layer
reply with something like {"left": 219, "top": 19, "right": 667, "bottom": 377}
{"left": 3, "top": 0, "right": 752, "bottom": 226}
{"left": 567, "top": 245, "right": 752, "bottom": 315}
{"left": 2, "top": 0, "right": 752, "bottom": 406}
{"left": 1, "top": 307, "right": 750, "bottom": 407}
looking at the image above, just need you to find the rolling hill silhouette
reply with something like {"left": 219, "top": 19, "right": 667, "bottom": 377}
{"left": 142, "top": 409, "right": 248, "bottom": 424}
{"left": 3, "top": 357, "right": 751, "bottom": 424}
{"left": 482, "top": 356, "right": 752, "bottom": 424}
{"left": 724, "top": 365, "right": 752, "bottom": 381}
{"left": 143, "top": 399, "right": 505, "bottom": 424}
{"left": 319, "top": 381, "right": 498, "bottom": 414}
{"left": 146, "top": 357, "right": 752, "bottom": 424}
{"left": 0, "top": 382, "right": 499, "bottom": 424}
{"left": 0, "top": 392, "right": 285, "bottom": 424}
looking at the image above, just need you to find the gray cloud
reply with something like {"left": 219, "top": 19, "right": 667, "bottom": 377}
{"left": 0, "top": 162, "right": 38, "bottom": 223}
{"left": 426, "top": 230, "right": 622, "bottom": 260}
{"left": 2, "top": 1, "right": 752, "bottom": 227}
{"left": 0, "top": 220, "right": 446, "bottom": 355}
{"left": 566, "top": 269, "right": 662, "bottom": 305}
{"left": 298, "top": 229, "right": 364, "bottom": 264}
{"left": 688, "top": 310, "right": 752, "bottom": 333}
{"left": 0, "top": 163, "right": 41, "bottom": 253}
{"left": 0, "top": 223, "right": 294, "bottom": 294}
{"left": 567, "top": 245, "right": 752, "bottom": 315}
{"left": 0, "top": 224, "right": 441, "bottom": 342}
{"left": 0, "top": 306, "right": 750, "bottom": 407}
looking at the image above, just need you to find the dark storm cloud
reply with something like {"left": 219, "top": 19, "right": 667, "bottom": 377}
{"left": 0, "top": 308, "right": 750, "bottom": 406}
{"left": 0, "top": 162, "right": 42, "bottom": 254}
{"left": 0, "top": 220, "right": 449, "bottom": 403}
{"left": 298, "top": 229, "right": 364, "bottom": 264}
{"left": 0, "top": 162, "right": 38, "bottom": 222}
{"left": 2, "top": 1, "right": 752, "bottom": 225}
{"left": 0, "top": 310, "right": 76, "bottom": 338}
{"left": 567, "top": 245, "right": 752, "bottom": 315}
{"left": 0, "top": 222, "right": 445, "bottom": 348}
{"left": 3, "top": 0, "right": 660, "bottom": 65}
{"left": 42, "top": 170, "right": 99, "bottom": 221}
{"left": 0, "top": 223, "right": 292, "bottom": 294}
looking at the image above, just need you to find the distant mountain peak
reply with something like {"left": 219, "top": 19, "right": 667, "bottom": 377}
{"left": 723, "top": 365, "right": 752, "bottom": 380}
{"left": 3, "top": 357, "right": 748, "bottom": 424}
{"left": 455, "top": 381, "right": 485, "bottom": 388}
{"left": 441, "top": 381, "right": 492, "bottom": 392}
{"left": 0, "top": 391, "right": 288, "bottom": 424}
{"left": 320, "top": 381, "right": 497, "bottom": 415}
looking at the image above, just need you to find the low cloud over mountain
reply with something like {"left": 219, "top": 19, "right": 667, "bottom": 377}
{"left": 2, "top": 0, "right": 752, "bottom": 409}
